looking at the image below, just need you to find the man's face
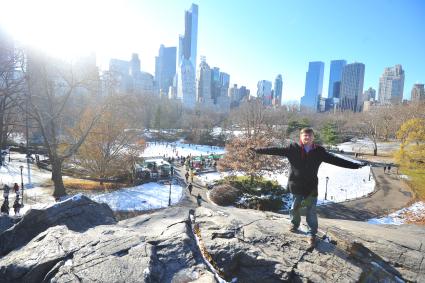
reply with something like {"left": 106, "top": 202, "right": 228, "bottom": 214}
{"left": 300, "top": 132, "right": 314, "bottom": 146}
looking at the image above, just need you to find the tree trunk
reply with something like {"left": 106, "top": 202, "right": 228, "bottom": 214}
{"left": 51, "top": 158, "right": 66, "bottom": 199}
{"left": 0, "top": 102, "right": 4, "bottom": 150}
{"left": 374, "top": 147, "right": 378, "bottom": 156}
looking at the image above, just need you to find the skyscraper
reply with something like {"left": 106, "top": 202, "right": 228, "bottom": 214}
{"left": 339, "top": 63, "right": 365, "bottom": 112}
{"left": 301, "top": 61, "right": 324, "bottom": 111}
{"left": 411, "top": 84, "right": 425, "bottom": 102}
{"left": 155, "top": 45, "right": 177, "bottom": 96}
{"left": 107, "top": 54, "right": 154, "bottom": 95}
{"left": 363, "top": 87, "right": 376, "bottom": 101}
{"left": 257, "top": 80, "right": 273, "bottom": 106}
{"left": 178, "top": 59, "right": 196, "bottom": 108}
{"left": 219, "top": 72, "right": 230, "bottom": 98}
{"left": 196, "top": 57, "right": 213, "bottom": 106}
{"left": 378, "top": 65, "right": 405, "bottom": 105}
{"left": 273, "top": 74, "right": 283, "bottom": 106}
{"left": 210, "top": 67, "right": 220, "bottom": 103}
{"left": 184, "top": 4, "right": 198, "bottom": 71}
{"left": 130, "top": 53, "right": 141, "bottom": 77}
{"left": 177, "top": 3, "right": 198, "bottom": 108}
{"left": 109, "top": 58, "right": 131, "bottom": 93}
{"left": 328, "top": 60, "right": 346, "bottom": 98}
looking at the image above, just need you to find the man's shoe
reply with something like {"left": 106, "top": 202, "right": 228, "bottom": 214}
{"left": 289, "top": 225, "right": 298, "bottom": 233}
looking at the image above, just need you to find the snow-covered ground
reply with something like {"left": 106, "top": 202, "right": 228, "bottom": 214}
{"left": 197, "top": 155, "right": 374, "bottom": 204}
{"left": 0, "top": 153, "right": 51, "bottom": 189}
{"left": 143, "top": 141, "right": 373, "bottom": 204}
{"left": 142, "top": 141, "right": 225, "bottom": 158}
{"left": 338, "top": 138, "right": 400, "bottom": 155}
{"left": 1, "top": 152, "right": 55, "bottom": 215}
{"left": 90, "top": 182, "right": 183, "bottom": 211}
{"left": 368, "top": 202, "right": 425, "bottom": 225}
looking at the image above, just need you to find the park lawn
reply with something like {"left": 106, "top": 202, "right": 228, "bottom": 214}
{"left": 401, "top": 167, "right": 425, "bottom": 200}
{"left": 63, "top": 178, "right": 124, "bottom": 192}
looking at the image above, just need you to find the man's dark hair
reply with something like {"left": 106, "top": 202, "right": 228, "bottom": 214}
{"left": 300, "top": 127, "right": 314, "bottom": 135}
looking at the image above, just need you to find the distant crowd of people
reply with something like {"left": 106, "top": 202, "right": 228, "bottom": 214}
{"left": 1, "top": 183, "right": 22, "bottom": 216}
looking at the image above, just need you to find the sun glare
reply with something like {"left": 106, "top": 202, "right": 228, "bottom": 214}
{"left": 0, "top": 0, "right": 139, "bottom": 62}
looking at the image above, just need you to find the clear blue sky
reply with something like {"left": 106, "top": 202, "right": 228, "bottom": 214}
{"left": 1, "top": 0, "right": 424, "bottom": 102}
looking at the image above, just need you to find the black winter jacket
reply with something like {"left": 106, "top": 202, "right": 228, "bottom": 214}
{"left": 255, "top": 143, "right": 363, "bottom": 197}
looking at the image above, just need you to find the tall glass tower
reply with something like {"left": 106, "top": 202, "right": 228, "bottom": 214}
{"left": 177, "top": 3, "right": 198, "bottom": 108}
{"left": 155, "top": 45, "right": 177, "bottom": 95}
{"left": 340, "top": 63, "right": 365, "bottom": 112}
{"left": 273, "top": 74, "right": 283, "bottom": 106}
{"left": 301, "top": 62, "right": 324, "bottom": 111}
{"left": 328, "top": 60, "right": 346, "bottom": 98}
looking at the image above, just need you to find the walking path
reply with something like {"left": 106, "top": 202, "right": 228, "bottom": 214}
{"left": 317, "top": 164, "right": 414, "bottom": 220}
{"left": 173, "top": 164, "right": 211, "bottom": 208}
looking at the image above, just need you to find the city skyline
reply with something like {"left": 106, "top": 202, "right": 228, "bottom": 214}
{"left": 1, "top": 0, "right": 424, "bottom": 103}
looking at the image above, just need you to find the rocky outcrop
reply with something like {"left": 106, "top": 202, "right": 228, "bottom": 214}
{"left": 0, "top": 195, "right": 116, "bottom": 257}
{"left": 0, "top": 215, "right": 19, "bottom": 233}
{"left": 320, "top": 218, "right": 425, "bottom": 283}
{"left": 0, "top": 206, "right": 214, "bottom": 283}
{"left": 194, "top": 204, "right": 424, "bottom": 282}
{"left": 0, "top": 198, "right": 424, "bottom": 282}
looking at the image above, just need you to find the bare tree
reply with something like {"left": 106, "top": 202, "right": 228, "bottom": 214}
{"left": 218, "top": 134, "right": 287, "bottom": 184}
{"left": 24, "top": 50, "right": 102, "bottom": 198}
{"left": 70, "top": 98, "right": 146, "bottom": 183}
{"left": 357, "top": 112, "right": 380, "bottom": 156}
{"left": 0, "top": 33, "right": 26, "bottom": 151}
{"left": 230, "top": 100, "right": 265, "bottom": 138}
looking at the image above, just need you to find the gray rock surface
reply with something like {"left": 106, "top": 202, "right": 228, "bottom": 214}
{"left": 0, "top": 214, "right": 19, "bottom": 233}
{"left": 0, "top": 206, "right": 214, "bottom": 283}
{"left": 320, "top": 218, "right": 425, "bottom": 283}
{"left": 0, "top": 197, "right": 424, "bottom": 282}
{"left": 194, "top": 205, "right": 424, "bottom": 282}
{"left": 0, "top": 195, "right": 116, "bottom": 257}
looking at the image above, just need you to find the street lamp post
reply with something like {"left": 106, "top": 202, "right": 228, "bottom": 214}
{"left": 325, "top": 176, "right": 329, "bottom": 200}
{"left": 19, "top": 165, "right": 24, "bottom": 204}
{"left": 369, "top": 164, "right": 372, "bottom": 181}
{"left": 168, "top": 180, "right": 172, "bottom": 206}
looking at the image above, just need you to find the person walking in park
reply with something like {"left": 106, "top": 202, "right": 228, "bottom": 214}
{"left": 13, "top": 183, "right": 19, "bottom": 196}
{"left": 190, "top": 170, "right": 194, "bottom": 183}
{"left": 187, "top": 183, "right": 193, "bottom": 195}
{"left": 185, "top": 172, "right": 189, "bottom": 183}
{"left": 196, "top": 193, "right": 202, "bottom": 207}
{"left": 3, "top": 184, "right": 10, "bottom": 201}
{"left": 388, "top": 164, "right": 392, "bottom": 174}
{"left": 1, "top": 199, "right": 9, "bottom": 215}
{"left": 13, "top": 197, "right": 21, "bottom": 216}
{"left": 384, "top": 166, "right": 387, "bottom": 174}
{"left": 252, "top": 128, "right": 366, "bottom": 248}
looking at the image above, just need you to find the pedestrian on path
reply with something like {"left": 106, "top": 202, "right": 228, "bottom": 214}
{"left": 384, "top": 166, "right": 387, "bottom": 174}
{"left": 196, "top": 193, "right": 202, "bottom": 206}
{"left": 13, "top": 198, "right": 21, "bottom": 216}
{"left": 185, "top": 172, "right": 189, "bottom": 183}
{"left": 187, "top": 183, "right": 193, "bottom": 195}
{"left": 190, "top": 170, "right": 194, "bottom": 183}
{"left": 13, "top": 183, "right": 19, "bottom": 195}
{"left": 3, "top": 184, "right": 10, "bottom": 201}
{"left": 252, "top": 127, "right": 366, "bottom": 249}
{"left": 1, "top": 199, "right": 9, "bottom": 215}
{"left": 388, "top": 165, "right": 392, "bottom": 173}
